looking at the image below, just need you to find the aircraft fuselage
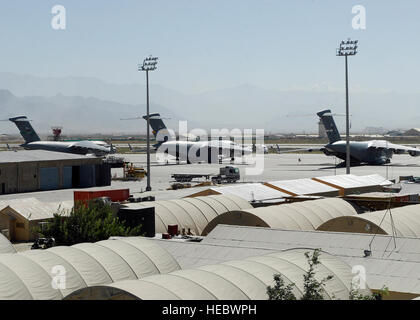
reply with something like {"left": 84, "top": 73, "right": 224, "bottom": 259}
{"left": 22, "top": 141, "right": 110, "bottom": 156}
{"left": 324, "top": 140, "right": 392, "bottom": 165}
{"left": 157, "top": 140, "right": 252, "bottom": 163}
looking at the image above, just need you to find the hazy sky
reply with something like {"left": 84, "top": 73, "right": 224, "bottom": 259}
{"left": 1, "top": 0, "right": 419, "bottom": 94}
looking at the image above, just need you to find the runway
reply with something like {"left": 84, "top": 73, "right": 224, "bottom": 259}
{"left": 116, "top": 152, "right": 420, "bottom": 190}
{"left": 2, "top": 152, "right": 419, "bottom": 204}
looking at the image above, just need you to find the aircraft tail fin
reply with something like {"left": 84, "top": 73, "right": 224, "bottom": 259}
{"left": 143, "top": 113, "right": 173, "bottom": 147}
{"left": 317, "top": 109, "right": 341, "bottom": 143}
{"left": 9, "top": 116, "right": 41, "bottom": 143}
{"left": 143, "top": 113, "right": 166, "bottom": 138}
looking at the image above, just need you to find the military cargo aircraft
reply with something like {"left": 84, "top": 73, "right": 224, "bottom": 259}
{"left": 144, "top": 113, "right": 252, "bottom": 164}
{"left": 9, "top": 116, "right": 113, "bottom": 156}
{"left": 278, "top": 109, "right": 420, "bottom": 165}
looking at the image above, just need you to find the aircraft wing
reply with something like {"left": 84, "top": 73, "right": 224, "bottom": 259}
{"left": 276, "top": 145, "right": 325, "bottom": 154}
{"left": 367, "top": 140, "right": 420, "bottom": 156}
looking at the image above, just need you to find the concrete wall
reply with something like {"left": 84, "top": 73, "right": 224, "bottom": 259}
{"left": 18, "top": 162, "right": 38, "bottom": 192}
{"left": 0, "top": 164, "right": 18, "bottom": 194}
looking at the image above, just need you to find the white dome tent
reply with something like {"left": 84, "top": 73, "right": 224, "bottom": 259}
{"left": 202, "top": 198, "right": 359, "bottom": 235}
{"left": 0, "top": 237, "right": 180, "bottom": 300}
{"left": 65, "top": 248, "right": 368, "bottom": 300}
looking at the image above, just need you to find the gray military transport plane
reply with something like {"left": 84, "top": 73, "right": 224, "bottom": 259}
{"left": 9, "top": 116, "right": 112, "bottom": 156}
{"left": 280, "top": 109, "right": 420, "bottom": 165}
{"left": 144, "top": 113, "right": 252, "bottom": 163}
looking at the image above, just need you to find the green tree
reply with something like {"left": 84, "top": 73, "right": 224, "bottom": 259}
{"left": 267, "top": 249, "right": 333, "bottom": 300}
{"left": 267, "top": 274, "right": 296, "bottom": 300}
{"left": 267, "top": 249, "right": 387, "bottom": 300}
{"left": 36, "top": 201, "right": 143, "bottom": 246}
{"left": 301, "top": 249, "right": 333, "bottom": 300}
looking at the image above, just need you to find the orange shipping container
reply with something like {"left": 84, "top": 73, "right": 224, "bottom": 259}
{"left": 74, "top": 189, "right": 130, "bottom": 203}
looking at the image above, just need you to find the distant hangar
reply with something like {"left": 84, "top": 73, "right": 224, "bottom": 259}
{"left": 0, "top": 150, "right": 111, "bottom": 195}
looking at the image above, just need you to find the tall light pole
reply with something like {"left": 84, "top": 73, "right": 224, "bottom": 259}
{"left": 138, "top": 55, "right": 158, "bottom": 192}
{"left": 337, "top": 39, "right": 358, "bottom": 174}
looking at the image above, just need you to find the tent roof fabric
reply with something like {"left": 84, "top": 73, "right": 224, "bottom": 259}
{"left": 0, "top": 233, "right": 16, "bottom": 254}
{"left": 122, "top": 194, "right": 252, "bottom": 236}
{"left": 201, "top": 198, "right": 358, "bottom": 235}
{"left": 208, "top": 183, "right": 289, "bottom": 201}
{"left": 0, "top": 198, "right": 73, "bottom": 221}
{"left": 64, "top": 248, "right": 362, "bottom": 300}
{"left": 265, "top": 178, "right": 338, "bottom": 196}
{"left": 318, "top": 204, "right": 420, "bottom": 238}
{"left": 313, "top": 174, "right": 391, "bottom": 189}
{"left": 201, "top": 225, "right": 420, "bottom": 296}
{"left": 0, "top": 237, "right": 180, "bottom": 300}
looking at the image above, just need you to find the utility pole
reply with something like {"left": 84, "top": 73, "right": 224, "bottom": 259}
{"left": 337, "top": 39, "right": 358, "bottom": 174}
{"left": 138, "top": 55, "right": 158, "bottom": 191}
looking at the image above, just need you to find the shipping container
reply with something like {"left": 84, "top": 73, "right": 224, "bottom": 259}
{"left": 74, "top": 188, "right": 130, "bottom": 203}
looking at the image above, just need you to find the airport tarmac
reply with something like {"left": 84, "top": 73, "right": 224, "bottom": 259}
{"left": 118, "top": 152, "right": 420, "bottom": 186}
{"left": 1, "top": 152, "right": 420, "bottom": 204}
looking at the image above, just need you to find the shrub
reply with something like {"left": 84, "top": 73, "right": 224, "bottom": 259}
{"left": 267, "top": 249, "right": 333, "bottom": 300}
{"left": 267, "top": 274, "right": 296, "bottom": 300}
{"left": 37, "top": 201, "right": 143, "bottom": 246}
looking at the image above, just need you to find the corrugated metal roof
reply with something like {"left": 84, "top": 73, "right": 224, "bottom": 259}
{"left": 0, "top": 150, "right": 97, "bottom": 164}
{"left": 265, "top": 178, "right": 338, "bottom": 195}
{"left": 150, "top": 238, "right": 272, "bottom": 268}
{"left": 313, "top": 174, "right": 392, "bottom": 189}
{"left": 0, "top": 198, "right": 73, "bottom": 221}
{"left": 346, "top": 192, "right": 398, "bottom": 198}
{"left": 209, "top": 183, "right": 289, "bottom": 201}
{"left": 362, "top": 174, "right": 393, "bottom": 186}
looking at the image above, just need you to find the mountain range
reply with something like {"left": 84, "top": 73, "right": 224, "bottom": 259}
{"left": 1, "top": 72, "right": 420, "bottom": 134}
